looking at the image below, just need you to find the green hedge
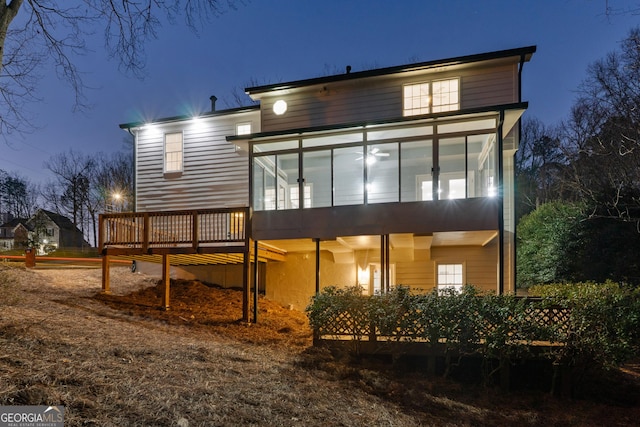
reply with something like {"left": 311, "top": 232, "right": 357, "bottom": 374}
{"left": 307, "top": 283, "right": 640, "bottom": 373}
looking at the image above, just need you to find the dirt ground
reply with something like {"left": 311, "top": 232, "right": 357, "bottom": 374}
{"left": 1, "top": 264, "right": 639, "bottom": 426}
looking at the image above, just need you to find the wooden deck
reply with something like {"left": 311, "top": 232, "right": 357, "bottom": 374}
{"left": 98, "top": 208, "right": 285, "bottom": 321}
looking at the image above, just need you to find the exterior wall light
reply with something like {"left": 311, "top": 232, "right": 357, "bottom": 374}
{"left": 273, "top": 100, "right": 287, "bottom": 115}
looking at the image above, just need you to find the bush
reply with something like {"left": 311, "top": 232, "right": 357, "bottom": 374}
{"left": 307, "top": 282, "right": 640, "bottom": 377}
{"left": 530, "top": 281, "right": 640, "bottom": 371}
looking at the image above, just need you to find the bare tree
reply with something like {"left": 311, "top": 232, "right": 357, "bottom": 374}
{"left": 515, "top": 117, "right": 566, "bottom": 218}
{"left": 0, "top": 169, "right": 39, "bottom": 218}
{"left": 561, "top": 27, "right": 640, "bottom": 224}
{"left": 44, "top": 149, "right": 95, "bottom": 235}
{"left": 0, "top": 0, "right": 241, "bottom": 136}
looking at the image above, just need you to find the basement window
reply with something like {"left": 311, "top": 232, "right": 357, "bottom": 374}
{"left": 437, "top": 263, "right": 464, "bottom": 293}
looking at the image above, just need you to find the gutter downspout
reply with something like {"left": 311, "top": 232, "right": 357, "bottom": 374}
{"left": 126, "top": 128, "right": 137, "bottom": 212}
{"left": 513, "top": 53, "right": 526, "bottom": 293}
{"left": 498, "top": 110, "right": 505, "bottom": 295}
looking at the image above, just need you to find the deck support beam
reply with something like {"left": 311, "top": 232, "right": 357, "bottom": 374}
{"left": 101, "top": 255, "right": 111, "bottom": 294}
{"left": 162, "top": 254, "right": 171, "bottom": 310}
{"left": 242, "top": 239, "right": 252, "bottom": 322}
{"left": 315, "top": 238, "right": 320, "bottom": 294}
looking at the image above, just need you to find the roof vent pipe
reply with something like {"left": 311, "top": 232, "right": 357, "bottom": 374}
{"left": 210, "top": 95, "right": 217, "bottom": 112}
{"left": 346, "top": 65, "right": 351, "bottom": 74}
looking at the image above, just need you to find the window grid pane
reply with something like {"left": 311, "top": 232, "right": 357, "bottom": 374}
{"left": 164, "top": 132, "right": 183, "bottom": 172}
{"left": 403, "top": 82, "right": 430, "bottom": 116}
{"left": 432, "top": 79, "right": 460, "bottom": 113}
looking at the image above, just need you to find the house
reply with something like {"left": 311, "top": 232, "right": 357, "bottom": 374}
{"left": 28, "top": 209, "right": 89, "bottom": 253}
{"left": 0, "top": 216, "right": 29, "bottom": 251}
{"left": 104, "top": 46, "right": 536, "bottom": 319}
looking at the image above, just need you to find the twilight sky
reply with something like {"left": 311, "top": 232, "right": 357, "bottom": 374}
{"left": 1, "top": 0, "right": 639, "bottom": 184}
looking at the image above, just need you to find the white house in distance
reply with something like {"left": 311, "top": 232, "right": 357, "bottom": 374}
{"left": 101, "top": 46, "right": 536, "bottom": 320}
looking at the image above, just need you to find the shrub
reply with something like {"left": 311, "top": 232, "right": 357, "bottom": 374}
{"left": 530, "top": 281, "right": 640, "bottom": 371}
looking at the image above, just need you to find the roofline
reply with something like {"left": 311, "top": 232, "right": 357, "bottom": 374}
{"left": 226, "top": 102, "right": 529, "bottom": 142}
{"left": 245, "top": 45, "right": 537, "bottom": 95}
{"left": 119, "top": 104, "right": 260, "bottom": 130}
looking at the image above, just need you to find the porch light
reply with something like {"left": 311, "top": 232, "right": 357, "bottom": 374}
{"left": 358, "top": 267, "right": 369, "bottom": 285}
{"left": 273, "top": 100, "right": 287, "bottom": 115}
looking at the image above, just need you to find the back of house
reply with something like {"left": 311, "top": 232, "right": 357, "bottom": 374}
{"left": 115, "top": 45, "right": 535, "bottom": 311}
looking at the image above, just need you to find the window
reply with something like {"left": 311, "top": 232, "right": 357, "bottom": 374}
{"left": 403, "top": 78, "right": 460, "bottom": 116}
{"left": 290, "top": 184, "right": 312, "bottom": 209}
{"left": 437, "top": 263, "right": 463, "bottom": 293}
{"left": 236, "top": 123, "right": 252, "bottom": 135}
{"left": 432, "top": 79, "right": 460, "bottom": 112}
{"left": 403, "top": 82, "right": 430, "bottom": 116}
{"left": 164, "top": 132, "right": 183, "bottom": 173}
{"left": 46, "top": 228, "right": 54, "bottom": 237}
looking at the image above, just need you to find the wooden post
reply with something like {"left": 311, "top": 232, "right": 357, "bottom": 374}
{"left": 253, "top": 239, "right": 259, "bottom": 323}
{"left": 162, "top": 253, "right": 170, "bottom": 310}
{"left": 101, "top": 255, "right": 111, "bottom": 294}
{"left": 242, "top": 239, "right": 251, "bottom": 322}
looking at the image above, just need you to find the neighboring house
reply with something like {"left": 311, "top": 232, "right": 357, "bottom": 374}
{"left": 106, "top": 46, "right": 536, "bottom": 317}
{"left": 24, "top": 209, "right": 87, "bottom": 253}
{"left": 0, "top": 217, "right": 29, "bottom": 251}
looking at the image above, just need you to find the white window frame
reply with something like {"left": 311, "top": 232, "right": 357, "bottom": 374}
{"left": 164, "top": 131, "right": 184, "bottom": 173}
{"left": 290, "top": 183, "right": 312, "bottom": 209}
{"left": 403, "top": 82, "right": 430, "bottom": 116}
{"left": 432, "top": 78, "right": 460, "bottom": 113}
{"left": 403, "top": 78, "right": 460, "bottom": 117}
{"left": 437, "top": 263, "right": 464, "bottom": 293}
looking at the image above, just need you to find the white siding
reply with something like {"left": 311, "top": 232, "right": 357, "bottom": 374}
{"left": 135, "top": 110, "right": 259, "bottom": 212}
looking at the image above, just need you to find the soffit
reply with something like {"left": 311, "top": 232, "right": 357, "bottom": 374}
{"left": 263, "top": 230, "right": 497, "bottom": 255}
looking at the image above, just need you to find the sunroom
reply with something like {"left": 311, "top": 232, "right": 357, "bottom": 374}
{"left": 229, "top": 104, "right": 525, "bottom": 300}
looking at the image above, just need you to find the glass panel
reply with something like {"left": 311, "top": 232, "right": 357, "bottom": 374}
{"left": 432, "top": 78, "right": 460, "bottom": 113}
{"left": 276, "top": 153, "right": 298, "bottom": 210}
{"left": 253, "top": 139, "right": 298, "bottom": 153}
{"left": 302, "top": 132, "right": 362, "bottom": 148}
{"left": 303, "top": 150, "right": 331, "bottom": 208}
{"left": 471, "top": 133, "right": 497, "bottom": 198}
{"left": 439, "top": 137, "right": 466, "bottom": 200}
{"left": 367, "top": 125, "right": 433, "bottom": 141}
{"left": 437, "top": 263, "right": 464, "bottom": 293}
{"left": 437, "top": 118, "right": 496, "bottom": 134}
{"left": 403, "top": 82, "right": 430, "bottom": 116}
{"left": 254, "top": 156, "right": 276, "bottom": 210}
{"left": 334, "top": 146, "right": 364, "bottom": 206}
{"left": 367, "top": 143, "right": 399, "bottom": 204}
{"left": 400, "top": 140, "right": 432, "bottom": 202}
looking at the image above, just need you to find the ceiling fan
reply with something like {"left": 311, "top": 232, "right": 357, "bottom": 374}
{"left": 356, "top": 147, "right": 390, "bottom": 164}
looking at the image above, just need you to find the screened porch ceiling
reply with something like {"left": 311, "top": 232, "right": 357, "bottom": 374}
{"left": 263, "top": 230, "right": 498, "bottom": 255}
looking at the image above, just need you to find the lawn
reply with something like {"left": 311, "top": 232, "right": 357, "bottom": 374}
{"left": 0, "top": 264, "right": 638, "bottom": 426}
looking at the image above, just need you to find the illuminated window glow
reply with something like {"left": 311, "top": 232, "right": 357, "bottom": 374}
{"left": 164, "top": 132, "right": 183, "bottom": 173}
{"left": 236, "top": 123, "right": 252, "bottom": 135}
{"left": 432, "top": 79, "right": 460, "bottom": 112}
{"left": 403, "top": 78, "right": 460, "bottom": 116}
{"left": 437, "top": 263, "right": 463, "bottom": 293}
{"left": 403, "top": 82, "right": 430, "bottom": 116}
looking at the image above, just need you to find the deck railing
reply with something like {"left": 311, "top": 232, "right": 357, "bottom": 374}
{"left": 99, "top": 208, "right": 249, "bottom": 252}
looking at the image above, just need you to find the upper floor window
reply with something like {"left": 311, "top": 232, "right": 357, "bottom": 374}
{"left": 432, "top": 79, "right": 460, "bottom": 113}
{"left": 403, "top": 78, "right": 460, "bottom": 116}
{"left": 236, "top": 122, "right": 252, "bottom": 135}
{"left": 164, "top": 132, "right": 183, "bottom": 173}
{"left": 403, "top": 82, "right": 430, "bottom": 116}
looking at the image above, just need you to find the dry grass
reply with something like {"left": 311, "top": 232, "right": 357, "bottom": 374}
{"left": 0, "top": 263, "right": 639, "bottom": 426}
